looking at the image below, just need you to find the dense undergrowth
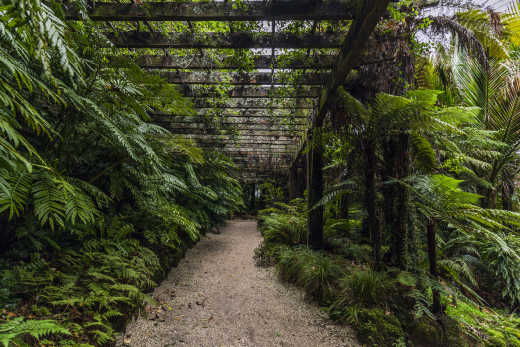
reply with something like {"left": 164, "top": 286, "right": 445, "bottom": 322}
{"left": 0, "top": 1, "right": 243, "bottom": 346}
{"left": 256, "top": 199, "right": 520, "bottom": 347}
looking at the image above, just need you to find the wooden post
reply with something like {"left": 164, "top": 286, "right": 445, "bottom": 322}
{"left": 250, "top": 183, "right": 256, "bottom": 211}
{"left": 307, "top": 121, "right": 324, "bottom": 249}
{"left": 288, "top": 164, "right": 298, "bottom": 200}
{"left": 297, "top": 166, "right": 306, "bottom": 196}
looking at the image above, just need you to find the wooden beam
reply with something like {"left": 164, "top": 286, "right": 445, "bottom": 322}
{"left": 218, "top": 151, "right": 294, "bottom": 156}
{"left": 160, "top": 71, "right": 328, "bottom": 85}
{"left": 292, "top": 1, "right": 392, "bottom": 167}
{"left": 201, "top": 149, "right": 297, "bottom": 154}
{"left": 131, "top": 54, "right": 336, "bottom": 70}
{"left": 319, "top": 2, "right": 392, "bottom": 123}
{"left": 151, "top": 113, "right": 310, "bottom": 124}
{"left": 182, "top": 134, "right": 300, "bottom": 141}
{"left": 234, "top": 160, "right": 292, "bottom": 165}
{"left": 155, "top": 119, "right": 307, "bottom": 128}
{"left": 153, "top": 114, "right": 307, "bottom": 123}
{"left": 198, "top": 142, "right": 296, "bottom": 147}
{"left": 153, "top": 109, "right": 310, "bottom": 118}
{"left": 199, "top": 146, "right": 297, "bottom": 152}
{"left": 231, "top": 153, "right": 293, "bottom": 158}
{"left": 167, "top": 129, "right": 304, "bottom": 136}
{"left": 106, "top": 31, "right": 346, "bottom": 49}
{"left": 156, "top": 122, "right": 306, "bottom": 131}
{"left": 67, "top": 1, "right": 356, "bottom": 21}
{"left": 182, "top": 85, "right": 320, "bottom": 98}
{"left": 192, "top": 139, "right": 297, "bottom": 146}
{"left": 191, "top": 98, "right": 315, "bottom": 109}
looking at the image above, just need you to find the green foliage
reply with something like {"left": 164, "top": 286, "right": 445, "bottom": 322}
{"left": 447, "top": 301, "right": 520, "bottom": 346}
{"left": 481, "top": 233, "right": 520, "bottom": 308}
{"left": 277, "top": 247, "right": 343, "bottom": 303}
{"left": 258, "top": 199, "right": 307, "bottom": 245}
{"left": 351, "top": 308, "right": 405, "bottom": 347}
{"left": 0, "top": 1, "right": 244, "bottom": 346}
{"left": 260, "top": 213, "right": 307, "bottom": 245}
{"left": 253, "top": 242, "right": 288, "bottom": 267}
{"left": 0, "top": 318, "right": 70, "bottom": 347}
{"left": 331, "top": 270, "right": 396, "bottom": 309}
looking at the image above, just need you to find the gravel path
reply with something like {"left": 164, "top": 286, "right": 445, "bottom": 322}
{"left": 118, "top": 220, "right": 359, "bottom": 347}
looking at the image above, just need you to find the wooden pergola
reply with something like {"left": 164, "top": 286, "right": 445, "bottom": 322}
{"left": 67, "top": 0, "right": 392, "bottom": 182}
{"left": 67, "top": 0, "right": 408, "bottom": 248}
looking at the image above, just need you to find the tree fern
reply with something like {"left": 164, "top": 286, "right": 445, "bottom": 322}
{"left": 0, "top": 318, "right": 70, "bottom": 347}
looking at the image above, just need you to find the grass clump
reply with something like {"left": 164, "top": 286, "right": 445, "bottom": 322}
{"left": 277, "top": 247, "right": 343, "bottom": 303}
{"left": 332, "top": 269, "right": 396, "bottom": 307}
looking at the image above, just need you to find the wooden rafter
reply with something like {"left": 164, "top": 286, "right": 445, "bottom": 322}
{"left": 191, "top": 98, "right": 315, "bottom": 109}
{"left": 152, "top": 111, "right": 309, "bottom": 119}
{"left": 66, "top": 1, "right": 356, "bottom": 21}
{"left": 160, "top": 71, "right": 328, "bottom": 85}
{"left": 164, "top": 128, "right": 304, "bottom": 136}
{"left": 105, "top": 31, "right": 348, "bottom": 49}
{"left": 128, "top": 54, "right": 336, "bottom": 70}
{"left": 182, "top": 85, "right": 320, "bottom": 98}
{"left": 182, "top": 134, "right": 300, "bottom": 141}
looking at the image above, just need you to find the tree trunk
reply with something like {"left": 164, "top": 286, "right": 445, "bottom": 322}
{"left": 427, "top": 219, "right": 442, "bottom": 315}
{"left": 407, "top": 208, "right": 418, "bottom": 270}
{"left": 0, "top": 214, "right": 13, "bottom": 254}
{"left": 485, "top": 188, "right": 497, "bottom": 209}
{"left": 395, "top": 133, "right": 410, "bottom": 269}
{"left": 308, "top": 125, "right": 324, "bottom": 250}
{"left": 502, "top": 179, "right": 514, "bottom": 211}
{"left": 338, "top": 192, "right": 350, "bottom": 220}
{"left": 364, "top": 138, "right": 381, "bottom": 269}
{"left": 382, "top": 137, "right": 398, "bottom": 264}
{"left": 389, "top": 133, "right": 409, "bottom": 269}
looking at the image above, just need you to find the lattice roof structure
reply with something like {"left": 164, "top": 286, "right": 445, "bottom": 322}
{"left": 66, "top": 0, "right": 394, "bottom": 182}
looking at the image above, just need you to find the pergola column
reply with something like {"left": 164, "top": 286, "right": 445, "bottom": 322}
{"left": 297, "top": 166, "right": 306, "bottom": 196}
{"left": 250, "top": 183, "right": 256, "bottom": 211}
{"left": 288, "top": 164, "right": 299, "bottom": 200}
{"left": 307, "top": 118, "right": 324, "bottom": 249}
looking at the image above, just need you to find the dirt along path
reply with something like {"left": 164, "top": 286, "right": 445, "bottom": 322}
{"left": 118, "top": 220, "right": 359, "bottom": 347}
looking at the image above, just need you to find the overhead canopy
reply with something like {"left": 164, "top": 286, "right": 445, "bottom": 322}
{"left": 70, "top": 0, "right": 393, "bottom": 181}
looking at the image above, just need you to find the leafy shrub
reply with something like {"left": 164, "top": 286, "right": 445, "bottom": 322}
{"left": 333, "top": 269, "right": 396, "bottom": 308}
{"left": 335, "top": 243, "right": 373, "bottom": 262}
{"left": 2, "top": 221, "right": 160, "bottom": 346}
{"left": 261, "top": 214, "right": 307, "bottom": 245}
{"left": 480, "top": 233, "right": 520, "bottom": 309}
{"left": 277, "top": 247, "right": 343, "bottom": 302}
{"left": 0, "top": 1, "right": 246, "bottom": 346}
{"left": 0, "top": 318, "right": 70, "bottom": 347}
{"left": 447, "top": 300, "right": 520, "bottom": 346}
{"left": 324, "top": 218, "right": 352, "bottom": 239}
{"left": 258, "top": 200, "right": 307, "bottom": 245}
